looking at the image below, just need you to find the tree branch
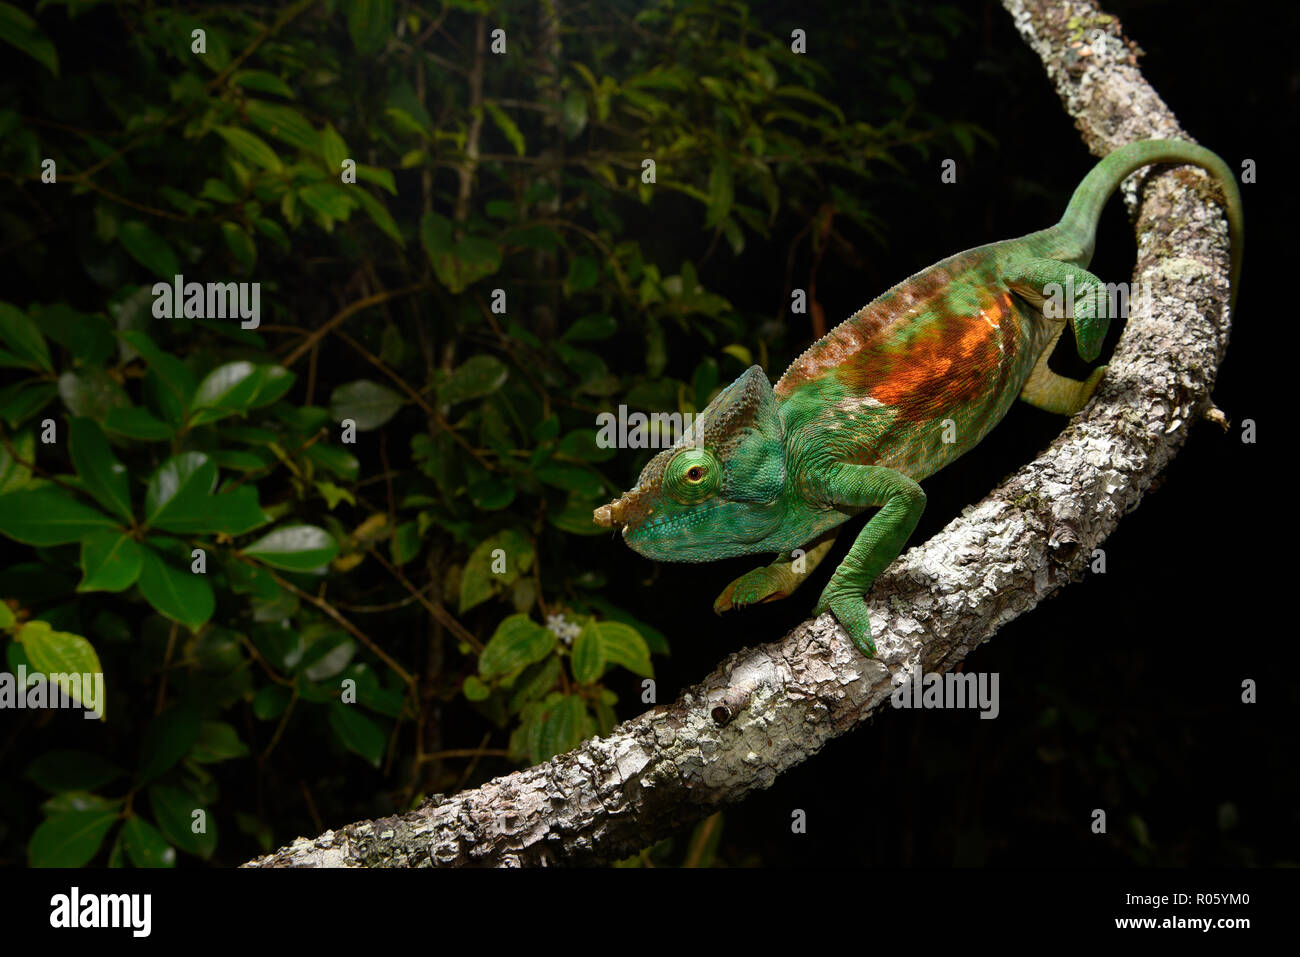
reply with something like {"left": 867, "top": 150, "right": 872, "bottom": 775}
{"left": 244, "top": 0, "right": 1237, "bottom": 867}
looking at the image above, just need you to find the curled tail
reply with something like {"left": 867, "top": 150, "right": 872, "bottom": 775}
{"left": 1057, "top": 139, "right": 1243, "bottom": 311}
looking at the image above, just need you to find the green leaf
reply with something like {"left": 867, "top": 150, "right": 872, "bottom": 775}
{"left": 190, "top": 721, "right": 250, "bottom": 763}
{"left": 144, "top": 452, "right": 216, "bottom": 529}
{"left": 107, "top": 830, "right": 125, "bottom": 868}
{"left": 254, "top": 215, "right": 291, "bottom": 251}
{"left": 345, "top": 664, "right": 405, "bottom": 717}
{"left": 329, "top": 379, "right": 403, "bottom": 430}
{"left": 469, "top": 476, "right": 515, "bottom": 511}
{"left": 221, "top": 222, "right": 257, "bottom": 271}
{"left": 456, "top": 549, "right": 496, "bottom": 616}
{"left": 79, "top": 529, "right": 144, "bottom": 593}
{"left": 439, "top": 355, "right": 508, "bottom": 406}
{"left": 706, "top": 161, "right": 734, "bottom": 228}
{"left": 119, "top": 330, "right": 196, "bottom": 410}
{"left": 299, "top": 182, "right": 355, "bottom": 221}
{"left": 0, "top": 2, "right": 59, "bottom": 76}
{"left": 549, "top": 497, "right": 609, "bottom": 536}
{"left": 0, "top": 426, "right": 34, "bottom": 493}
{"left": 887, "top": 74, "right": 915, "bottom": 102}
{"left": 190, "top": 361, "right": 260, "bottom": 424}
{"left": 26, "top": 750, "right": 124, "bottom": 793}
{"left": 420, "top": 212, "right": 501, "bottom": 293}
{"left": 0, "top": 301, "right": 52, "bottom": 372}
{"left": 355, "top": 164, "right": 396, "bottom": 194}
{"left": 17, "top": 620, "right": 104, "bottom": 712}
{"left": 220, "top": 487, "right": 270, "bottom": 536}
{"left": 302, "top": 631, "right": 354, "bottom": 681}
{"left": 535, "top": 462, "right": 603, "bottom": 497}
{"left": 118, "top": 221, "right": 180, "bottom": 279}
{"left": 507, "top": 656, "right": 562, "bottom": 713}
{"left": 29, "top": 810, "right": 118, "bottom": 867}
{"left": 31, "top": 303, "right": 114, "bottom": 364}
{"left": 245, "top": 100, "right": 319, "bottom": 152}
{"left": 231, "top": 69, "right": 295, "bottom": 99}
{"left": 244, "top": 525, "right": 338, "bottom": 571}
{"left": 0, "top": 381, "right": 57, "bottom": 426}
{"left": 391, "top": 520, "right": 420, "bottom": 565}
{"left": 319, "top": 123, "right": 349, "bottom": 174}
{"left": 0, "top": 486, "right": 116, "bottom": 545}
{"left": 252, "top": 684, "right": 290, "bottom": 720}
{"left": 58, "top": 367, "right": 130, "bottom": 420}
{"left": 560, "top": 89, "right": 588, "bottom": 139}
{"left": 564, "top": 255, "right": 600, "bottom": 294}
{"left": 347, "top": 0, "right": 394, "bottom": 55}
{"left": 722, "top": 343, "right": 753, "bottom": 366}
{"left": 462, "top": 674, "right": 490, "bottom": 701}
{"left": 328, "top": 702, "right": 385, "bottom": 767}
{"left": 39, "top": 790, "right": 117, "bottom": 815}
{"left": 353, "top": 189, "right": 403, "bottom": 244}
{"left": 246, "top": 364, "right": 297, "bottom": 408}
{"left": 384, "top": 107, "right": 428, "bottom": 138}
{"left": 585, "top": 619, "right": 653, "bottom": 677}
{"left": 200, "top": 178, "right": 239, "bottom": 203}
{"left": 538, "top": 695, "right": 590, "bottom": 759}
{"left": 557, "top": 429, "right": 616, "bottom": 463}
{"left": 121, "top": 815, "right": 175, "bottom": 868}
{"left": 772, "top": 85, "right": 845, "bottom": 124}
{"left": 693, "top": 356, "right": 719, "bottom": 409}
{"left": 484, "top": 101, "right": 526, "bottom": 156}
{"left": 137, "top": 705, "right": 200, "bottom": 784}
{"left": 561, "top": 314, "right": 618, "bottom": 342}
{"left": 304, "top": 444, "right": 360, "bottom": 481}
{"left": 570, "top": 624, "right": 606, "bottom": 684}
{"left": 137, "top": 546, "right": 214, "bottom": 630}
{"left": 149, "top": 784, "right": 217, "bottom": 860}
{"left": 458, "top": 529, "right": 534, "bottom": 614}
{"left": 479, "top": 615, "right": 556, "bottom": 678}
{"left": 69, "top": 417, "right": 132, "bottom": 521}
{"left": 211, "top": 452, "right": 265, "bottom": 475}
{"left": 215, "top": 126, "right": 283, "bottom": 172}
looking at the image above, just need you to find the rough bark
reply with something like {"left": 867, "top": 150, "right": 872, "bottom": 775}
{"left": 245, "top": 0, "right": 1236, "bottom": 867}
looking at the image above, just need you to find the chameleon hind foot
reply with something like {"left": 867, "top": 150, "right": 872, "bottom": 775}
{"left": 1020, "top": 360, "right": 1108, "bottom": 415}
{"left": 1005, "top": 259, "right": 1113, "bottom": 362}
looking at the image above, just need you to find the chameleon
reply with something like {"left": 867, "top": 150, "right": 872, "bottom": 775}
{"left": 593, "top": 139, "right": 1243, "bottom": 657}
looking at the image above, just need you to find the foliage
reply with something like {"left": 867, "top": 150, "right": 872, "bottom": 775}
{"left": 0, "top": 0, "right": 976, "bottom": 866}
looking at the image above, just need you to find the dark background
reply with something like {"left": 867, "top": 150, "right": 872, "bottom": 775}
{"left": 600, "top": 0, "right": 1292, "bottom": 866}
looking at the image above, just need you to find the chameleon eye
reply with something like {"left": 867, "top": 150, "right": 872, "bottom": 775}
{"left": 666, "top": 448, "right": 718, "bottom": 503}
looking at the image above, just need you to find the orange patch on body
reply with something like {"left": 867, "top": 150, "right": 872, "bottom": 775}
{"left": 858, "top": 293, "right": 1014, "bottom": 414}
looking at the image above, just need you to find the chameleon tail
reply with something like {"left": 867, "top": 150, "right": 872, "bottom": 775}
{"left": 1056, "top": 139, "right": 1243, "bottom": 311}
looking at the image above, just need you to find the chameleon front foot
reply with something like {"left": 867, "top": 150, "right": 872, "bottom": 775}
{"left": 812, "top": 592, "right": 876, "bottom": 657}
{"left": 713, "top": 566, "right": 792, "bottom": 614}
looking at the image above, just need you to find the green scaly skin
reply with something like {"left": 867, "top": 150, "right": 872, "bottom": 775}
{"left": 593, "top": 140, "right": 1243, "bottom": 656}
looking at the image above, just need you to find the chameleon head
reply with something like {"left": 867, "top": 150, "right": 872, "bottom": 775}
{"left": 592, "top": 365, "right": 789, "bottom": 562}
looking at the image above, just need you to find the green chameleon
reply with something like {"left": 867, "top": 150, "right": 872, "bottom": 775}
{"left": 593, "top": 140, "right": 1242, "bottom": 656}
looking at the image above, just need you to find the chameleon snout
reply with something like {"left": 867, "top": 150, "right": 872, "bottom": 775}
{"left": 593, "top": 499, "right": 628, "bottom": 529}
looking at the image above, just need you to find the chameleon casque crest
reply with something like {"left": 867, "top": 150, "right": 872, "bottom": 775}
{"left": 594, "top": 140, "right": 1242, "bottom": 656}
